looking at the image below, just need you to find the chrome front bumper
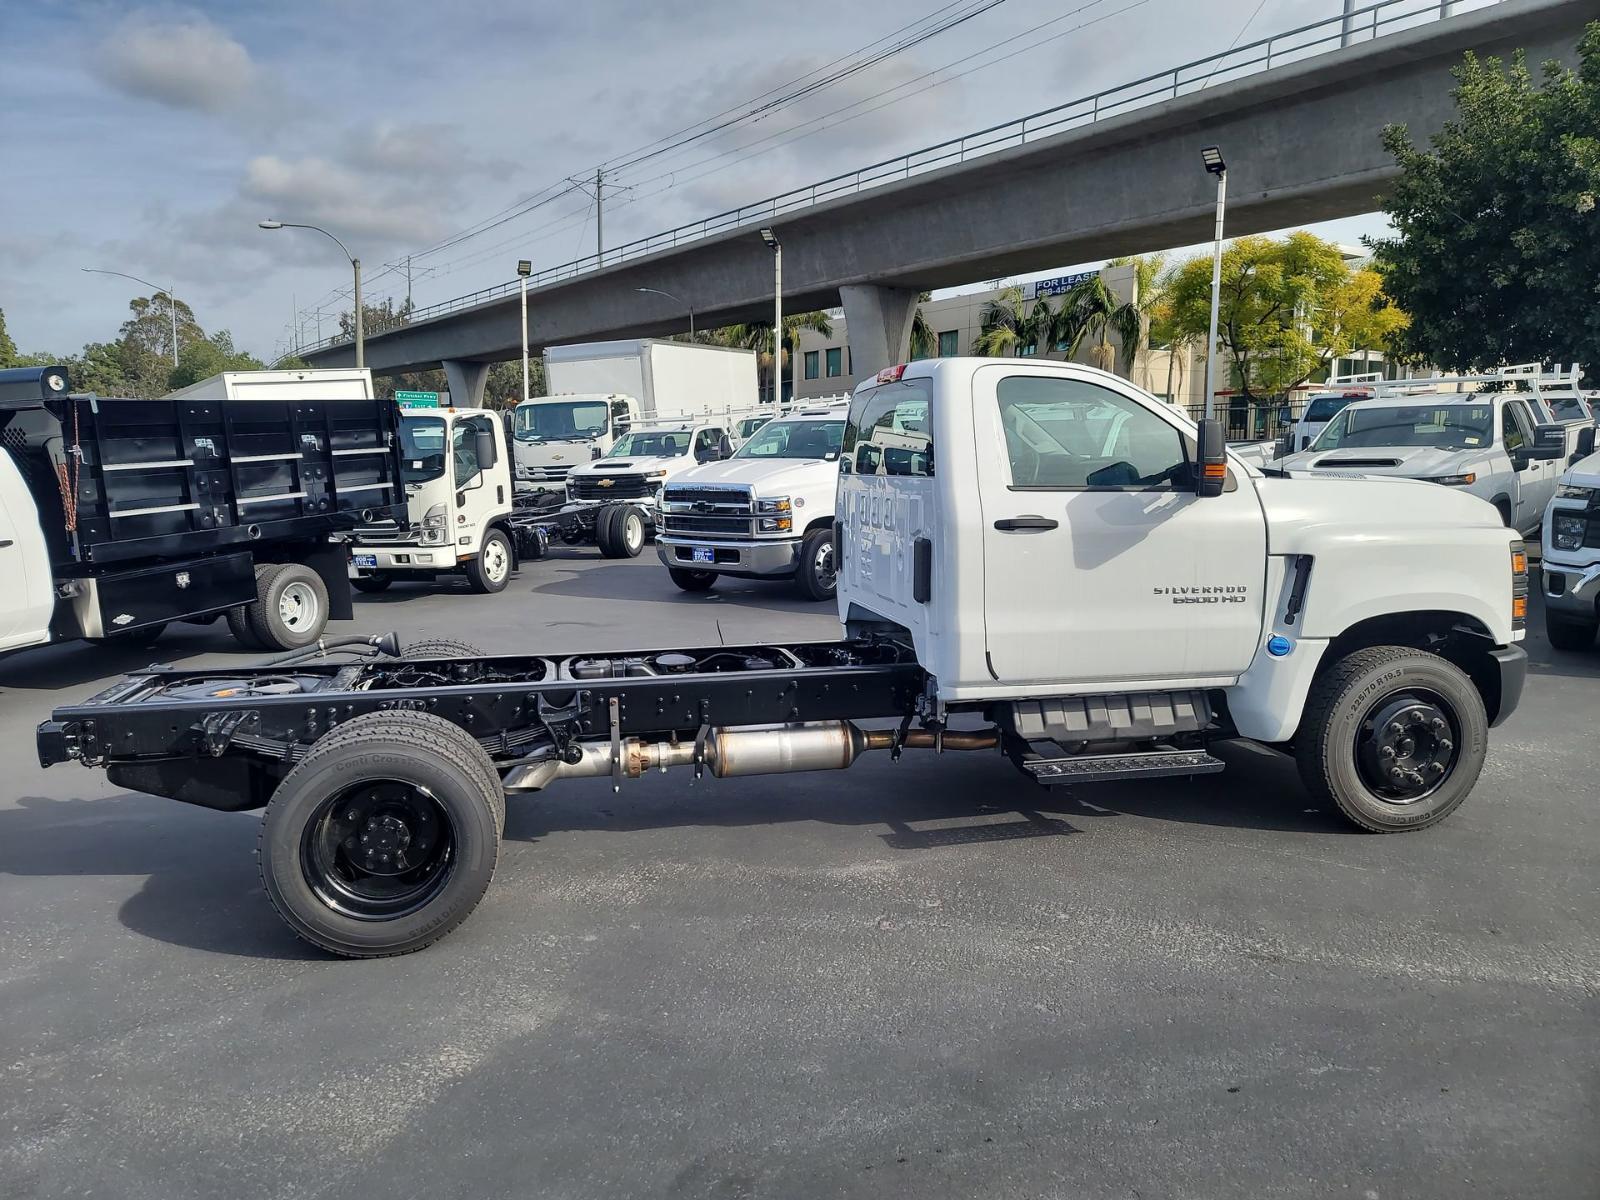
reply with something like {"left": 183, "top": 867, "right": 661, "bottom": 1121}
{"left": 656, "top": 537, "right": 801, "bottom": 577}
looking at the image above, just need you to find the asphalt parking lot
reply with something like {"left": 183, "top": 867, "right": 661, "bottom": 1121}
{"left": 2, "top": 550, "right": 1596, "bottom": 1200}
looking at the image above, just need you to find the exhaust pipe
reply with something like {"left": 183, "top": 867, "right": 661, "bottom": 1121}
{"left": 502, "top": 721, "right": 997, "bottom": 792}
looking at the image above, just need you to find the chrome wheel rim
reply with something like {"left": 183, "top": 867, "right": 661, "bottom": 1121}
{"left": 814, "top": 540, "right": 836, "bottom": 590}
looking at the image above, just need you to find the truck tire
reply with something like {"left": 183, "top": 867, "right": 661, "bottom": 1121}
{"left": 257, "top": 711, "right": 504, "bottom": 958}
{"left": 1294, "top": 645, "right": 1488, "bottom": 833}
{"left": 226, "top": 606, "right": 262, "bottom": 650}
{"left": 1545, "top": 612, "right": 1598, "bottom": 651}
{"left": 246, "top": 563, "right": 329, "bottom": 651}
{"left": 406, "top": 638, "right": 488, "bottom": 658}
{"left": 795, "top": 528, "right": 837, "bottom": 602}
{"left": 595, "top": 505, "right": 623, "bottom": 558}
{"left": 351, "top": 576, "right": 393, "bottom": 594}
{"left": 613, "top": 507, "right": 646, "bottom": 558}
{"left": 466, "top": 528, "right": 513, "bottom": 594}
{"left": 668, "top": 567, "right": 717, "bottom": 592}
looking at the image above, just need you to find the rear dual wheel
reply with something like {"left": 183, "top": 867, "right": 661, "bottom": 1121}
{"left": 258, "top": 711, "right": 504, "bottom": 958}
{"left": 229, "top": 563, "right": 329, "bottom": 652}
{"left": 595, "top": 505, "right": 646, "bottom": 559}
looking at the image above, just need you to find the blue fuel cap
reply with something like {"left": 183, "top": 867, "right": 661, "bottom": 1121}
{"left": 1266, "top": 635, "right": 1293, "bottom": 657}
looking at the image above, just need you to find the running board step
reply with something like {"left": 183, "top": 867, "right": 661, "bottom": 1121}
{"left": 1021, "top": 748, "right": 1225, "bottom": 786}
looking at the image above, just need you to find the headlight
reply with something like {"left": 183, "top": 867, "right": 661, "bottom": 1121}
{"left": 757, "top": 496, "right": 792, "bottom": 513}
{"left": 758, "top": 516, "right": 793, "bottom": 533}
{"left": 1426, "top": 473, "right": 1477, "bottom": 486}
{"left": 1552, "top": 512, "right": 1587, "bottom": 552}
{"left": 420, "top": 503, "right": 448, "bottom": 544}
{"left": 643, "top": 469, "right": 668, "bottom": 479}
{"left": 1556, "top": 483, "right": 1595, "bottom": 501}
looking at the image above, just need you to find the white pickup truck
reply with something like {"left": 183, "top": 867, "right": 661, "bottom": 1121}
{"left": 1540, "top": 448, "right": 1600, "bottom": 650}
{"left": 559, "top": 416, "right": 739, "bottom": 558}
{"left": 41, "top": 357, "right": 1532, "bottom": 957}
{"left": 655, "top": 404, "right": 846, "bottom": 600}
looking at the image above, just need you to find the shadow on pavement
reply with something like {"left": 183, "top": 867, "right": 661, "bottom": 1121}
{"left": 0, "top": 626, "right": 241, "bottom": 692}
{"left": 0, "top": 793, "right": 320, "bottom": 961}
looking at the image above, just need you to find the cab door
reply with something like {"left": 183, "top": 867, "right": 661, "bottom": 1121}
{"left": 450, "top": 414, "right": 504, "bottom": 554}
{"left": 1501, "top": 400, "right": 1552, "bottom": 531}
{"left": 972, "top": 366, "right": 1268, "bottom": 686}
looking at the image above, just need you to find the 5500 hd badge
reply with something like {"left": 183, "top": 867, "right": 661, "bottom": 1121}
{"left": 1153, "top": 585, "right": 1250, "bottom": 605}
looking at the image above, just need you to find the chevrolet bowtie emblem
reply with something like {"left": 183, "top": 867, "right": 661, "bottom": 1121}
{"left": 551, "top": 453, "right": 564, "bottom": 461}
{"left": 596, "top": 478, "right": 615, "bottom": 488}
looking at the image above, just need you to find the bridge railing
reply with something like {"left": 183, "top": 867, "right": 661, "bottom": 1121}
{"left": 301, "top": 0, "right": 1498, "bottom": 356}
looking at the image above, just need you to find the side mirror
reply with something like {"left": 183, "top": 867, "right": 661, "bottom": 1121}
{"left": 475, "top": 429, "right": 498, "bottom": 469}
{"left": 1530, "top": 423, "right": 1566, "bottom": 461}
{"left": 1196, "top": 417, "right": 1227, "bottom": 497}
{"left": 1577, "top": 426, "right": 1595, "bottom": 458}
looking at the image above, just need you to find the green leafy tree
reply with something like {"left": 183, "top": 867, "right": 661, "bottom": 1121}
{"left": 1058, "top": 272, "right": 1142, "bottom": 375}
{"left": 709, "top": 312, "right": 833, "bottom": 399}
{"left": 166, "top": 330, "right": 265, "bottom": 391}
{"left": 1369, "top": 24, "right": 1600, "bottom": 369}
{"left": 339, "top": 298, "right": 414, "bottom": 340}
{"left": 0, "top": 307, "right": 17, "bottom": 367}
{"left": 482, "top": 359, "right": 546, "bottom": 409}
{"left": 1163, "top": 233, "right": 1375, "bottom": 399}
{"left": 64, "top": 342, "right": 133, "bottom": 396}
{"left": 117, "top": 294, "right": 205, "bottom": 397}
{"left": 909, "top": 292, "right": 936, "bottom": 359}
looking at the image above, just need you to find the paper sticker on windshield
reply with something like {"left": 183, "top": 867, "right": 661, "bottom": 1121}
{"left": 1463, "top": 436, "right": 1481, "bottom": 445}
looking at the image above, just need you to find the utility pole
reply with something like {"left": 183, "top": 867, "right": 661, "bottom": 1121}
{"left": 405, "top": 256, "right": 413, "bottom": 309}
{"left": 595, "top": 167, "right": 604, "bottom": 266}
{"left": 1200, "top": 147, "right": 1228, "bottom": 422}
{"left": 1341, "top": 0, "right": 1356, "bottom": 47}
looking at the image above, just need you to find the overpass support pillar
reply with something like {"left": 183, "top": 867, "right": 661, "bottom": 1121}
{"left": 442, "top": 359, "right": 490, "bottom": 409}
{"left": 839, "top": 285, "right": 919, "bottom": 381}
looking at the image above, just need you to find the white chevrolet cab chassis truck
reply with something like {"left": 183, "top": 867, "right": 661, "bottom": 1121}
{"left": 38, "top": 360, "right": 1529, "bottom": 958}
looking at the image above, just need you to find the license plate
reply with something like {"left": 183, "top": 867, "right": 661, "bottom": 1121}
{"left": 352, "top": 553, "right": 378, "bottom": 569}
{"left": 691, "top": 547, "right": 715, "bottom": 564}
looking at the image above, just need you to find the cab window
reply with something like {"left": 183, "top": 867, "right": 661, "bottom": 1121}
{"left": 994, "top": 375, "right": 1187, "bottom": 489}
{"left": 842, "top": 381, "right": 934, "bottom": 477}
{"left": 453, "top": 416, "right": 491, "bottom": 487}
{"left": 1502, "top": 402, "right": 1529, "bottom": 454}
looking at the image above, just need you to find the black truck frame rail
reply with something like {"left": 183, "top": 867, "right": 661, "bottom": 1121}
{"left": 38, "top": 637, "right": 933, "bottom": 808}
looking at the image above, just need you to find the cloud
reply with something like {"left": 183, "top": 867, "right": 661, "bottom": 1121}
{"left": 242, "top": 154, "right": 446, "bottom": 246}
{"left": 97, "top": 11, "right": 257, "bottom": 113}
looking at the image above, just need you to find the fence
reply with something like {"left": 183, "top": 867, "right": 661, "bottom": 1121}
{"left": 300, "top": 0, "right": 1501, "bottom": 356}
{"left": 1179, "top": 398, "right": 1311, "bottom": 443}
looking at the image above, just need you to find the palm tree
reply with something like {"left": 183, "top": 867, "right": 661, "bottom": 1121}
{"left": 715, "top": 311, "right": 833, "bottom": 401}
{"left": 1058, "top": 273, "right": 1142, "bottom": 376}
{"left": 910, "top": 291, "right": 936, "bottom": 359}
{"left": 971, "top": 286, "right": 1054, "bottom": 357}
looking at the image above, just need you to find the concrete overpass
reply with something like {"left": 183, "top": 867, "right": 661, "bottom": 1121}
{"left": 303, "top": 0, "right": 1590, "bottom": 405}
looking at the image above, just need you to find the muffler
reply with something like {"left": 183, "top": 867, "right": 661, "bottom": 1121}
{"left": 501, "top": 721, "right": 997, "bottom": 792}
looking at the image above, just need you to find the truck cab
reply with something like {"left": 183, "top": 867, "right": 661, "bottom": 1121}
{"left": 656, "top": 404, "right": 846, "bottom": 600}
{"left": 1280, "top": 375, "right": 1573, "bottom": 534}
{"left": 349, "top": 405, "right": 517, "bottom": 594}
{"left": 1289, "top": 379, "right": 1379, "bottom": 453}
{"left": 511, "top": 392, "right": 635, "bottom": 489}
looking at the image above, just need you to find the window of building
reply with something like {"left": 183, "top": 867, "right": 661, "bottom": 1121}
{"left": 1018, "top": 343, "right": 1037, "bottom": 357}
{"left": 937, "top": 330, "right": 958, "bottom": 357}
{"left": 825, "top": 347, "right": 843, "bottom": 377}
{"left": 842, "top": 381, "right": 934, "bottom": 477}
{"left": 803, "top": 350, "right": 819, "bottom": 380}
{"left": 995, "top": 375, "right": 1187, "bottom": 490}
{"left": 847, "top": 347, "right": 853, "bottom": 376}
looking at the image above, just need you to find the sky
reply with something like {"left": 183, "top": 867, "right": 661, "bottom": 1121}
{"left": 1, "top": 0, "right": 1395, "bottom": 363}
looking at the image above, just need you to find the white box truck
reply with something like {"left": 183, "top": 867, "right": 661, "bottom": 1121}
{"left": 512, "top": 340, "right": 759, "bottom": 488}
{"left": 166, "top": 367, "right": 375, "bottom": 402}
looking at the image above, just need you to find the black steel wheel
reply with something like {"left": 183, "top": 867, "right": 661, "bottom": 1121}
{"left": 1295, "top": 645, "right": 1487, "bottom": 832}
{"left": 258, "top": 711, "right": 503, "bottom": 957}
{"left": 226, "top": 606, "right": 262, "bottom": 650}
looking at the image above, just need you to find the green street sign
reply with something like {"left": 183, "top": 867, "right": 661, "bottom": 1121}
{"left": 396, "top": 390, "right": 440, "bottom": 407}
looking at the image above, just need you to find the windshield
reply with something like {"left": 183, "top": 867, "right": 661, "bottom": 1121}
{"left": 514, "top": 399, "right": 609, "bottom": 442}
{"left": 1311, "top": 403, "right": 1495, "bottom": 452}
{"left": 734, "top": 418, "right": 845, "bottom": 460}
{"left": 399, "top": 415, "right": 448, "bottom": 483}
{"left": 607, "top": 430, "right": 692, "bottom": 458}
{"left": 1304, "top": 395, "right": 1354, "bottom": 423}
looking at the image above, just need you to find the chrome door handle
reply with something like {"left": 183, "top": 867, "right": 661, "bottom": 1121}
{"left": 993, "top": 516, "right": 1058, "bottom": 531}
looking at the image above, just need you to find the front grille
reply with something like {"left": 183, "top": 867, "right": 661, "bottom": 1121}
{"left": 570, "top": 473, "right": 654, "bottom": 500}
{"left": 1583, "top": 518, "right": 1600, "bottom": 550}
{"left": 661, "top": 513, "right": 755, "bottom": 537}
{"left": 664, "top": 485, "right": 753, "bottom": 506}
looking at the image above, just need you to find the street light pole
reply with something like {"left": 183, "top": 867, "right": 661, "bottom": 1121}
{"left": 1200, "top": 147, "right": 1228, "bottom": 422}
{"left": 760, "top": 229, "right": 782, "bottom": 404}
{"left": 517, "top": 260, "right": 533, "bottom": 405}
{"left": 635, "top": 287, "right": 695, "bottom": 340}
{"left": 81, "top": 268, "right": 180, "bottom": 365}
{"left": 257, "top": 220, "right": 364, "bottom": 368}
